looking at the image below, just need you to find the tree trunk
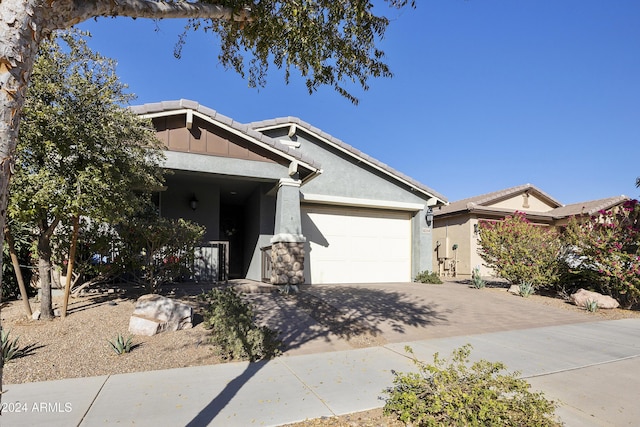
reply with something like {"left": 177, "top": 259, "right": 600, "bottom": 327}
{"left": 5, "top": 226, "right": 32, "bottom": 316}
{"left": 62, "top": 214, "right": 80, "bottom": 318}
{"left": 37, "top": 232, "right": 55, "bottom": 320}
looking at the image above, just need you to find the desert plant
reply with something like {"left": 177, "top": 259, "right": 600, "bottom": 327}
{"left": 561, "top": 200, "right": 640, "bottom": 308}
{"left": 114, "top": 212, "right": 205, "bottom": 292}
{"left": 108, "top": 333, "right": 134, "bottom": 355}
{"left": 414, "top": 270, "right": 443, "bottom": 284}
{"left": 1, "top": 329, "right": 24, "bottom": 363}
{"left": 471, "top": 266, "right": 486, "bottom": 289}
{"left": 519, "top": 281, "right": 535, "bottom": 298}
{"left": 200, "top": 287, "right": 281, "bottom": 361}
{"left": 585, "top": 299, "right": 599, "bottom": 313}
{"left": 478, "top": 212, "right": 561, "bottom": 290}
{"left": 383, "top": 344, "right": 561, "bottom": 426}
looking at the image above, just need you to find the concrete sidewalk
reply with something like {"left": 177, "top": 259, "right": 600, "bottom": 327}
{"left": 3, "top": 318, "right": 640, "bottom": 426}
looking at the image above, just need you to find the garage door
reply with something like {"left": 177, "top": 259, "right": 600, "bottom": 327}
{"left": 301, "top": 205, "right": 412, "bottom": 284}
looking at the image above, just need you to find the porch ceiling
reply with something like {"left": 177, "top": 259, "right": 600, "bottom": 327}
{"left": 168, "top": 170, "right": 275, "bottom": 205}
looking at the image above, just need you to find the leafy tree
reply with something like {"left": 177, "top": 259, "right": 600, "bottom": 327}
{"left": 561, "top": 200, "right": 640, "bottom": 308}
{"left": 9, "top": 31, "right": 165, "bottom": 320}
{"left": 477, "top": 212, "right": 561, "bottom": 290}
{"left": 0, "top": 0, "right": 413, "bottom": 406}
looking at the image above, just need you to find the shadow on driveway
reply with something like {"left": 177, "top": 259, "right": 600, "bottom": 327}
{"left": 246, "top": 283, "right": 451, "bottom": 354}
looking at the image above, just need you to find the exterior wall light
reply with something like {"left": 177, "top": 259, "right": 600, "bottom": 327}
{"left": 190, "top": 195, "right": 199, "bottom": 211}
{"left": 426, "top": 207, "right": 434, "bottom": 227}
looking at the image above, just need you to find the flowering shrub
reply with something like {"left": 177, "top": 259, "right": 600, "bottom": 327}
{"left": 561, "top": 200, "right": 640, "bottom": 308}
{"left": 477, "top": 212, "right": 561, "bottom": 289}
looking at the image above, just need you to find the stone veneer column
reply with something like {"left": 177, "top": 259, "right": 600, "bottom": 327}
{"left": 270, "top": 178, "right": 306, "bottom": 286}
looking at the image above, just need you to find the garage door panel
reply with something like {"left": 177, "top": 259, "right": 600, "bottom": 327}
{"left": 302, "top": 205, "right": 412, "bottom": 284}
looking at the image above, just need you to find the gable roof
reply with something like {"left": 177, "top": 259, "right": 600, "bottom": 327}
{"left": 435, "top": 183, "right": 560, "bottom": 216}
{"left": 130, "top": 100, "right": 322, "bottom": 178}
{"left": 132, "top": 100, "right": 447, "bottom": 205}
{"left": 250, "top": 117, "right": 448, "bottom": 205}
{"left": 549, "top": 195, "right": 629, "bottom": 217}
{"left": 435, "top": 183, "right": 629, "bottom": 220}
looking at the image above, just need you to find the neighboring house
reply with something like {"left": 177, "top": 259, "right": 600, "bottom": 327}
{"left": 432, "top": 183, "right": 629, "bottom": 279}
{"left": 132, "top": 100, "right": 447, "bottom": 285}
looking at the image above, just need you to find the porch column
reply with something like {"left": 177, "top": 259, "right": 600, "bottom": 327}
{"left": 270, "top": 178, "right": 305, "bottom": 287}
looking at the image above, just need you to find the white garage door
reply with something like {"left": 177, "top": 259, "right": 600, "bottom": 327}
{"left": 301, "top": 205, "right": 412, "bottom": 284}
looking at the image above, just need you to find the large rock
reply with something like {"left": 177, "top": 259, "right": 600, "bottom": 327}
{"left": 128, "top": 294, "right": 193, "bottom": 336}
{"left": 570, "top": 288, "right": 620, "bottom": 309}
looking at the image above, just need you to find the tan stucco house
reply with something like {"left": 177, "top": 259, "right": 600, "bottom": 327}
{"left": 432, "top": 183, "right": 629, "bottom": 279}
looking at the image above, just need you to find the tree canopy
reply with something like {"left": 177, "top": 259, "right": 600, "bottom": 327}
{"left": 10, "top": 30, "right": 165, "bottom": 320}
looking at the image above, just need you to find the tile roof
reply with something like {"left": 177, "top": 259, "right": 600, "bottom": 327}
{"left": 132, "top": 100, "right": 447, "bottom": 204}
{"left": 249, "top": 116, "right": 448, "bottom": 204}
{"left": 435, "top": 183, "right": 561, "bottom": 216}
{"left": 434, "top": 182, "right": 629, "bottom": 220}
{"left": 549, "top": 195, "right": 630, "bottom": 217}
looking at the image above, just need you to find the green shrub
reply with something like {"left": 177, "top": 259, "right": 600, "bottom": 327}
{"left": 471, "top": 266, "right": 486, "bottom": 289}
{"left": 114, "top": 213, "right": 206, "bottom": 292}
{"left": 384, "top": 344, "right": 561, "bottom": 426}
{"left": 478, "top": 212, "right": 561, "bottom": 290}
{"left": 414, "top": 270, "right": 443, "bottom": 284}
{"left": 200, "top": 287, "right": 281, "bottom": 361}
{"left": 107, "top": 333, "right": 134, "bottom": 355}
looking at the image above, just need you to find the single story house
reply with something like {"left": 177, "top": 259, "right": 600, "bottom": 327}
{"left": 432, "top": 183, "right": 629, "bottom": 279}
{"left": 132, "top": 100, "right": 448, "bottom": 285}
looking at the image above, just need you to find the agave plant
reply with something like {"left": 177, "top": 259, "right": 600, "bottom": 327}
{"left": 471, "top": 266, "right": 486, "bottom": 289}
{"left": 108, "top": 333, "right": 134, "bottom": 355}
{"left": 518, "top": 281, "right": 535, "bottom": 298}
{"left": 585, "top": 299, "right": 599, "bottom": 313}
{"left": 1, "top": 329, "right": 23, "bottom": 363}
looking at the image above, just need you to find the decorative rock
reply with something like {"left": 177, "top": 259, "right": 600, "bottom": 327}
{"left": 570, "top": 288, "right": 620, "bottom": 309}
{"left": 128, "top": 315, "right": 163, "bottom": 336}
{"left": 128, "top": 294, "right": 193, "bottom": 336}
{"left": 507, "top": 284, "right": 520, "bottom": 295}
{"left": 32, "top": 310, "right": 41, "bottom": 320}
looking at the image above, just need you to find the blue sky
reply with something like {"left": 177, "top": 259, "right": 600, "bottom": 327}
{"left": 77, "top": 0, "right": 640, "bottom": 205}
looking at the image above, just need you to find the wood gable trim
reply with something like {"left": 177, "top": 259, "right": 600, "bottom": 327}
{"left": 140, "top": 108, "right": 321, "bottom": 179}
{"left": 153, "top": 113, "right": 279, "bottom": 164}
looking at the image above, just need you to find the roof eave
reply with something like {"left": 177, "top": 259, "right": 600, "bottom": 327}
{"left": 252, "top": 120, "right": 448, "bottom": 205}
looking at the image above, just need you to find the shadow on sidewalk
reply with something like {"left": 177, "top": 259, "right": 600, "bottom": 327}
{"left": 185, "top": 360, "right": 268, "bottom": 426}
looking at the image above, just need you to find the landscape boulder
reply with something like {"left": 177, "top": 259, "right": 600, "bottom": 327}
{"left": 570, "top": 288, "right": 620, "bottom": 309}
{"left": 128, "top": 294, "right": 193, "bottom": 336}
{"left": 507, "top": 284, "right": 520, "bottom": 295}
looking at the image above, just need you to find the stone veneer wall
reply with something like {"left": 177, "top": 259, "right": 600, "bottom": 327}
{"left": 270, "top": 241, "right": 305, "bottom": 285}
